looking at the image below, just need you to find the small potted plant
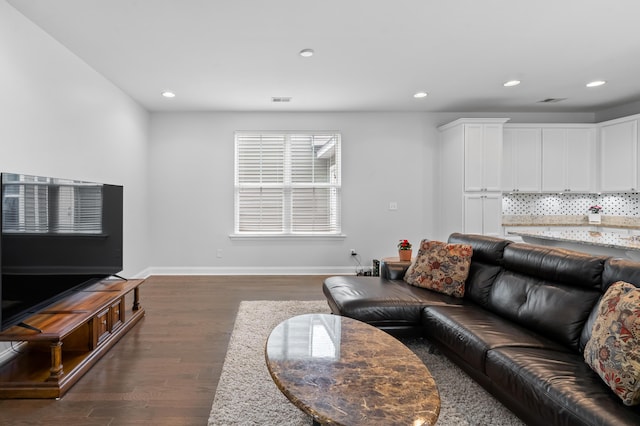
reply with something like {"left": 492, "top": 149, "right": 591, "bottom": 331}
{"left": 397, "top": 239, "right": 412, "bottom": 261}
{"left": 588, "top": 205, "right": 602, "bottom": 224}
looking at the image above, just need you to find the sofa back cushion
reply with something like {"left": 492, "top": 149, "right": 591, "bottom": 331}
{"left": 602, "top": 258, "right": 640, "bottom": 291}
{"left": 488, "top": 243, "right": 605, "bottom": 352}
{"left": 580, "top": 258, "right": 640, "bottom": 351}
{"left": 447, "top": 233, "right": 511, "bottom": 308}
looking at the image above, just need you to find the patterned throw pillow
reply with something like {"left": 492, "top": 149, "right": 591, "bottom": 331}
{"left": 403, "top": 239, "right": 472, "bottom": 298}
{"left": 584, "top": 281, "right": 640, "bottom": 406}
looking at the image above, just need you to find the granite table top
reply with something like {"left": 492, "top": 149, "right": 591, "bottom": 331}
{"left": 265, "top": 313, "right": 440, "bottom": 426}
{"left": 508, "top": 229, "right": 640, "bottom": 251}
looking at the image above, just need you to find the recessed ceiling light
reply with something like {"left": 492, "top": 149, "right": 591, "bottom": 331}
{"left": 413, "top": 91, "right": 428, "bottom": 98}
{"left": 503, "top": 80, "right": 521, "bottom": 87}
{"left": 586, "top": 80, "right": 606, "bottom": 88}
{"left": 161, "top": 91, "right": 176, "bottom": 98}
{"left": 299, "top": 48, "right": 314, "bottom": 57}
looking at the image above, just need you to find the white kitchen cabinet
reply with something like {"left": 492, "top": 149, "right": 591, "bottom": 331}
{"left": 464, "top": 123, "right": 504, "bottom": 192}
{"left": 566, "top": 129, "right": 596, "bottom": 192}
{"left": 541, "top": 127, "right": 596, "bottom": 193}
{"left": 600, "top": 118, "right": 639, "bottom": 192}
{"left": 464, "top": 193, "right": 502, "bottom": 236}
{"left": 437, "top": 118, "right": 508, "bottom": 240}
{"left": 502, "top": 127, "right": 542, "bottom": 192}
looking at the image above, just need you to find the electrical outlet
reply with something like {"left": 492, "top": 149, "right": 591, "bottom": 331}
{"left": 389, "top": 201, "right": 398, "bottom": 211}
{"left": 350, "top": 249, "right": 357, "bottom": 256}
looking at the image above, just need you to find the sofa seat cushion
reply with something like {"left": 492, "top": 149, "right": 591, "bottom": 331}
{"left": 322, "top": 276, "right": 464, "bottom": 327}
{"left": 422, "top": 305, "right": 568, "bottom": 372}
{"left": 486, "top": 347, "right": 640, "bottom": 426}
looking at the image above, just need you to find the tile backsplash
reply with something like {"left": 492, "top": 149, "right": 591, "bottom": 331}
{"left": 502, "top": 193, "right": 640, "bottom": 216}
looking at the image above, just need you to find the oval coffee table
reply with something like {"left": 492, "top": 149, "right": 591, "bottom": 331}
{"left": 265, "top": 313, "right": 440, "bottom": 425}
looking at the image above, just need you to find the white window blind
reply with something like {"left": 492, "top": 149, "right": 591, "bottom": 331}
{"left": 2, "top": 174, "right": 103, "bottom": 234}
{"left": 235, "top": 132, "right": 341, "bottom": 235}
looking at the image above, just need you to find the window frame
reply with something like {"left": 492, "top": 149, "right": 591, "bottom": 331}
{"left": 233, "top": 131, "right": 343, "bottom": 238}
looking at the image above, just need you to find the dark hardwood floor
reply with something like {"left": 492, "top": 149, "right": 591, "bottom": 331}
{"left": 0, "top": 275, "right": 328, "bottom": 425}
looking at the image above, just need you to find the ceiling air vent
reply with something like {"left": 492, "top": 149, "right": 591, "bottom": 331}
{"left": 271, "top": 97, "right": 292, "bottom": 103}
{"left": 537, "top": 98, "right": 567, "bottom": 104}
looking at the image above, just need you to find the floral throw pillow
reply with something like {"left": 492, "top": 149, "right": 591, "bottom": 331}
{"left": 584, "top": 281, "right": 640, "bottom": 406}
{"left": 403, "top": 239, "right": 472, "bottom": 298}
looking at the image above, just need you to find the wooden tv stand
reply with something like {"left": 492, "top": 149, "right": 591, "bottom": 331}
{"left": 0, "top": 278, "right": 145, "bottom": 399}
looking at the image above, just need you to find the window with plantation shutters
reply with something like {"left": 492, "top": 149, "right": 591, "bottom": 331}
{"left": 234, "top": 132, "right": 341, "bottom": 235}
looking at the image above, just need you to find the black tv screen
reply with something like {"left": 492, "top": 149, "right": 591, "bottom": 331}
{"left": 0, "top": 173, "right": 123, "bottom": 331}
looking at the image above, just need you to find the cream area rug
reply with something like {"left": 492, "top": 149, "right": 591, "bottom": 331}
{"left": 208, "top": 300, "right": 524, "bottom": 426}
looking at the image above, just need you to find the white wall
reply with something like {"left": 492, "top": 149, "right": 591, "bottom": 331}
{"left": 0, "top": 1, "right": 150, "bottom": 278}
{"left": 148, "top": 112, "right": 434, "bottom": 274}
{"left": 596, "top": 100, "right": 640, "bottom": 123}
{"left": 147, "top": 110, "right": 604, "bottom": 275}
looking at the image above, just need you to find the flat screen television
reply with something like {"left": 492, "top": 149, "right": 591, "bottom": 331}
{"left": 0, "top": 173, "right": 123, "bottom": 331}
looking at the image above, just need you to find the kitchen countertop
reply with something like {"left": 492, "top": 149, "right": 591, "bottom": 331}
{"left": 502, "top": 215, "right": 640, "bottom": 229}
{"left": 507, "top": 229, "right": 640, "bottom": 251}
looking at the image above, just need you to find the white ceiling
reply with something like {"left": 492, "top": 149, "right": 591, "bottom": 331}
{"left": 7, "top": 0, "right": 640, "bottom": 113}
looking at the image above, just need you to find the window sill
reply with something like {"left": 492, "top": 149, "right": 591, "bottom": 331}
{"left": 229, "top": 233, "right": 347, "bottom": 241}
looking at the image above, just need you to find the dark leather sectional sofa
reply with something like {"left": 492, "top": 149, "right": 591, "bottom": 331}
{"left": 322, "top": 233, "right": 640, "bottom": 426}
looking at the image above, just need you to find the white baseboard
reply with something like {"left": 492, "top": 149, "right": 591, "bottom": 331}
{"left": 145, "top": 266, "right": 357, "bottom": 276}
{"left": 129, "top": 267, "right": 153, "bottom": 279}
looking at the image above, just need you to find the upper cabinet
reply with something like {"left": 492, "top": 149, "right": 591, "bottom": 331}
{"left": 600, "top": 118, "right": 639, "bottom": 192}
{"left": 502, "top": 127, "right": 542, "bottom": 192}
{"left": 462, "top": 122, "right": 505, "bottom": 192}
{"left": 541, "top": 127, "right": 596, "bottom": 193}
